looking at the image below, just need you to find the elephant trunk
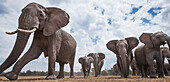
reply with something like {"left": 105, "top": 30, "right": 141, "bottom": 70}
{"left": 119, "top": 48, "right": 128, "bottom": 78}
{"left": 0, "top": 32, "right": 30, "bottom": 74}
{"left": 93, "top": 59, "right": 99, "bottom": 77}
{"left": 0, "top": 11, "right": 33, "bottom": 74}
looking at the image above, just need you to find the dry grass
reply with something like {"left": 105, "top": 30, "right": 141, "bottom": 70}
{"left": 0, "top": 76, "right": 170, "bottom": 82}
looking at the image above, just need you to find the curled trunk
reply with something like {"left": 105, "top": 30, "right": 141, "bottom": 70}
{"left": 0, "top": 32, "right": 30, "bottom": 74}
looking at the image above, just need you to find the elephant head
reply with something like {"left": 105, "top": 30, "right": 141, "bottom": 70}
{"left": 87, "top": 53, "right": 105, "bottom": 77}
{"left": 139, "top": 32, "right": 170, "bottom": 49}
{"left": 161, "top": 47, "right": 170, "bottom": 63}
{"left": 79, "top": 56, "right": 93, "bottom": 78}
{"left": 106, "top": 37, "right": 139, "bottom": 78}
{"left": 0, "top": 2, "right": 69, "bottom": 74}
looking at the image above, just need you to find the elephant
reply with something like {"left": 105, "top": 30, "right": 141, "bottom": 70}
{"left": 79, "top": 56, "right": 94, "bottom": 78}
{"left": 106, "top": 37, "right": 139, "bottom": 78}
{"left": 161, "top": 47, "right": 170, "bottom": 63}
{"left": 161, "top": 47, "right": 170, "bottom": 76}
{"left": 101, "top": 70, "right": 109, "bottom": 76}
{"left": 130, "top": 57, "right": 140, "bottom": 75}
{"left": 135, "top": 32, "right": 170, "bottom": 78}
{"left": 87, "top": 53, "right": 105, "bottom": 77}
{"left": 112, "top": 64, "right": 121, "bottom": 75}
{"left": 0, "top": 2, "right": 77, "bottom": 80}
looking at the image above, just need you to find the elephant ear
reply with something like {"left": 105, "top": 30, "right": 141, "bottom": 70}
{"left": 99, "top": 53, "right": 105, "bottom": 60}
{"left": 125, "top": 37, "right": 139, "bottom": 52}
{"left": 88, "top": 57, "right": 94, "bottom": 63}
{"left": 139, "top": 33, "right": 153, "bottom": 48}
{"left": 79, "top": 57, "right": 84, "bottom": 64}
{"left": 106, "top": 40, "right": 118, "bottom": 54}
{"left": 43, "top": 7, "right": 70, "bottom": 36}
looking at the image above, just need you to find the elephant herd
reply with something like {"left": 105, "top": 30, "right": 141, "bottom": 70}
{"left": 0, "top": 2, "right": 170, "bottom": 80}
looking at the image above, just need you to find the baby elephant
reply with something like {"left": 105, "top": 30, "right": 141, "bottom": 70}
{"left": 88, "top": 53, "right": 105, "bottom": 77}
{"left": 79, "top": 56, "right": 94, "bottom": 78}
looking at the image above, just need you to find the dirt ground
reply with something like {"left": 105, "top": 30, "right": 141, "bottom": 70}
{"left": 0, "top": 76, "right": 170, "bottom": 82}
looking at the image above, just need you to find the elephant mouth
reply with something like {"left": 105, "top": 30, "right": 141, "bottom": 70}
{"left": 6, "top": 27, "right": 37, "bottom": 35}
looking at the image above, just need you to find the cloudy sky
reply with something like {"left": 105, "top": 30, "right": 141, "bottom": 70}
{"left": 0, "top": 0, "right": 170, "bottom": 73}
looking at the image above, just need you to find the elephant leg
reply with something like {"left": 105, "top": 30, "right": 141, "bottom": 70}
{"left": 137, "top": 63, "right": 145, "bottom": 78}
{"left": 45, "top": 54, "right": 56, "bottom": 79}
{"left": 99, "top": 60, "right": 104, "bottom": 75}
{"left": 147, "top": 62, "right": 156, "bottom": 78}
{"left": 46, "top": 34, "right": 61, "bottom": 79}
{"left": 57, "top": 62, "right": 65, "bottom": 78}
{"left": 69, "top": 52, "right": 75, "bottom": 78}
{"left": 144, "top": 65, "right": 148, "bottom": 77}
{"left": 132, "top": 70, "right": 136, "bottom": 75}
{"left": 164, "top": 64, "right": 169, "bottom": 76}
{"left": 163, "top": 57, "right": 169, "bottom": 76}
{"left": 141, "top": 66, "right": 145, "bottom": 78}
{"left": 4, "top": 41, "right": 42, "bottom": 80}
{"left": 156, "top": 58, "right": 164, "bottom": 78}
{"left": 126, "top": 57, "right": 130, "bottom": 76}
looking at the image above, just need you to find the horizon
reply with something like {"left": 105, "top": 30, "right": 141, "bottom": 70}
{"left": 0, "top": 0, "right": 170, "bottom": 72}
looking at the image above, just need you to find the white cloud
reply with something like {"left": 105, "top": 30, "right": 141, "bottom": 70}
{"left": 0, "top": 0, "right": 169, "bottom": 73}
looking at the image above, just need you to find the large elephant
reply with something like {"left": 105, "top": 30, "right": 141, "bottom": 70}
{"left": 112, "top": 64, "right": 121, "bottom": 75}
{"left": 79, "top": 56, "right": 94, "bottom": 78}
{"left": 130, "top": 57, "right": 140, "bottom": 75}
{"left": 87, "top": 53, "right": 105, "bottom": 77}
{"left": 135, "top": 32, "right": 170, "bottom": 78}
{"left": 0, "top": 2, "right": 77, "bottom": 80}
{"left": 106, "top": 37, "right": 139, "bottom": 78}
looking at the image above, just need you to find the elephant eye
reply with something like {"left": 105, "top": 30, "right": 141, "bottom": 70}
{"left": 38, "top": 10, "right": 46, "bottom": 19}
{"left": 40, "top": 13, "right": 43, "bottom": 17}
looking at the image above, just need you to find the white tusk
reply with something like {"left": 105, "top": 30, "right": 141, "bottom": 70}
{"left": 17, "top": 28, "right": 37, "bottom": 33}
{"left": 5, "top": 30, "right": 18, "bottom": 35}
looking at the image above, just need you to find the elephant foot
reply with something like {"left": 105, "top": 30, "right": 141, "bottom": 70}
{"left": 95, "top": 74, "right": 100, "bottom": 77}
{"left": 165, "top": 73, "right": 169, "bottom": 76}
{"left": 57, "top": 75, "right": 64, "bottom": 79}
{"left": 84, "top": 76, "right": 88, "bottom": 78}
{"left": 158, "top": 74, "right": 165, "bottom": 78}
{"left": 150, "top": 75, "right": 156, "bottom": 78}
{"left": 122, "top": 75, "right": 128, "bottom": 78}
{"left": 121, "top": 74, "right": 128, "bottom": 78}
{"left": 70, "top": 75, "right": 75, "bottom": 78}
{"left": 4, "top": 72, "right": 18, "bottom": 80}
{"left": 45, "top": 75, "right": 56, "bottom": 80}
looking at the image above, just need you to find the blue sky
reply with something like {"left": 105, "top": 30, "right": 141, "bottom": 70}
{"left": 0, "top": 0, "right": 170, "bottom": 72}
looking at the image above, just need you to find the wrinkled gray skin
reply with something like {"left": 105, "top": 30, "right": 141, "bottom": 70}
{"left": 135, "top": 32, "right": 170, "bottom": 78}
{"left": 107, "top": 37, "right": 139, "bottom": 78}
{"left": 130, "top": 57, "right": 140, "bottom": 75}
{"left": 87, "top": 53, "right": 105, "bottom": 77}
{"left": 0, "top": 3, "right": 76, "bottom": 80}
{"left": 79, "top": 56, "right": 94, "bottom": 78}
{"left": 112, "top": 64, "right": 121, "bottom": 75}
